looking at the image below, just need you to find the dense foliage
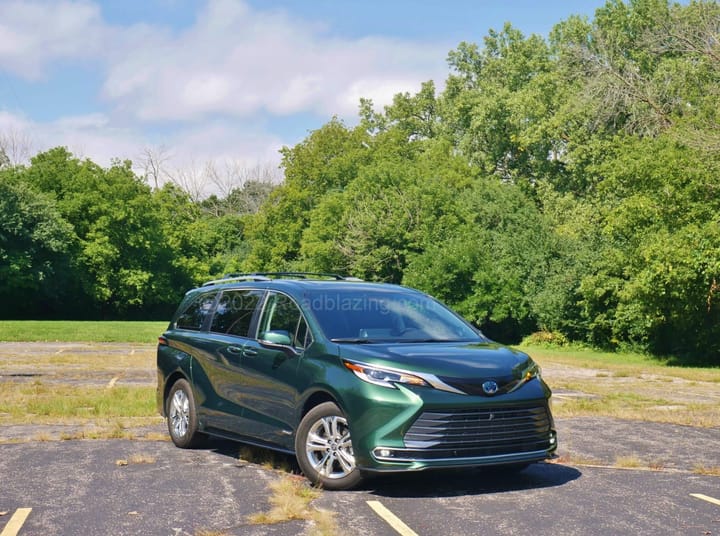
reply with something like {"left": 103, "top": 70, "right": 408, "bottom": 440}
{"left": 1, "top": 0, "right": 718, "bottom": 364}
{"left": 0, "top": 148, "right": 272, "bottom": 319}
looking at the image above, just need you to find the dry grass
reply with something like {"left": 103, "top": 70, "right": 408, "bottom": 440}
{"left": 0, "top": 381, "right": 156, "bottom": 424}
{"left": 692, "top": 465, "right": 720, "bottom": 476}
{"left": 128, "top": 453, "right": 157, "bottom": 464}
{"left": 0, "top": 424, "right": 170, "bottom": 444}
{"left": 248, "top": 477, "right": 339, "bottom": 536}
{"left": 614, "top": 455, "right": 643, "bottom": 468}
{"left": 549, "top": 381, "right": 720, "bottom": 427}
{"left": 238, "top": 446, "right": 342, "bottom": 535}
{"left": 141, "top": 431, "right": 170, "bottom": 441}
{"left": 0, "top": 342, "right": 161, "bottom": 442}
{"left": 554, "top": 454, "right": 669, "bottom": 472}
{"left": 237, "top": 445, "right": 296, "bottom": 474}
{"left": 527, "top": 346, "right": 720, "bottom": 383}
{"left": 116, "top": 453, "right": 157, "bottom": 466}
{"left": 529, "top": 346, "right": 720, "bottom": 427}
{"left": 0, "top": 344, "right": 155, "bottom": 376}
{"left": 550, "top": 453, "right": 604, "bottom": 466}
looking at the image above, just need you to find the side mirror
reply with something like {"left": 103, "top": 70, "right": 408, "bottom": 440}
{"left": 259, "top": 330, "right": 293, "bottom": 347}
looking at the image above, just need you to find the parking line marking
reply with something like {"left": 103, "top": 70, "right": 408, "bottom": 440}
{"left": 0, "top": 508, "right": 32, "bottom": 536}
{"left": 691, "top": 493, "right": 720, "bottom": 507}
{"left": 367, "top": 500, "right": 419, "bottom": 536}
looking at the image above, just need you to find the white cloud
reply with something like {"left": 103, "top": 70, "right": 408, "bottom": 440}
{"left": 0, "top": 110, "right": 284, "bottom": 180}
{"left": 0, "top": 0, "right": 451, "bottom": 183}
{"left": 0, "top": 0, "right": 104, "bottom": 79}
{"left": 166, "top": 122, "right": 284, "bottom": 170}
{"left": 101, "top": 0, "right": 449, "bottom": 121}
{"left": 0, "top": 111, "right": 29, "bottom": 131}
{"left": 0, "top": 110, "right": 141, "bottom": 165}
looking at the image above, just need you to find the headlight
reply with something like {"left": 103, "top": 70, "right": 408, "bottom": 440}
{"left": 525, "top": 361, "right": 541, "bottom": 381}
{"left": 343, "top": 360, "right": 430, "bottom": 389}
{"left": 505, "top": 360, "right": 541, "bottom": 394}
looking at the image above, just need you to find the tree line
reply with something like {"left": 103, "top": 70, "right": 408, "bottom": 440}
{"left": 1, "top": 0, "right": 718, "bottom": 364}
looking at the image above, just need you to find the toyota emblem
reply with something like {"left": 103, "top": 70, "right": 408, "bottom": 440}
{"left": 482, "top": 380, "right": 499, "bottom": 395}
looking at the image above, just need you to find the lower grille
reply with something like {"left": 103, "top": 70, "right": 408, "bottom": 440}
{"left": 402, "top": 404, "right": 552, "bottom": 458}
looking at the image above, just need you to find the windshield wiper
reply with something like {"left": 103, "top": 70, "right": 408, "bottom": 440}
{"left": 330, "top": 338, "right": 377, "bottom": 344}
{"left": 400, "top": 338, "right": 456, "bottom": 343}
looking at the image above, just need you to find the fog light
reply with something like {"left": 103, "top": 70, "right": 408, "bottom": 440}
{"left": 379, "top": 449, "right": 391, "bottom": 457}
{"left": 549, "top": 435, "right": 556, "bottom": 445}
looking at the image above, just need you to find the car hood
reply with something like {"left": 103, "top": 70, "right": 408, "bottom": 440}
{"left": 337, "top": 341, "right": 532, "bottom": 380}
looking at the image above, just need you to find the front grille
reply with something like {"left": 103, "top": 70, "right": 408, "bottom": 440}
{"left": 402, "top": 404, "right": 552, "bottom": 458}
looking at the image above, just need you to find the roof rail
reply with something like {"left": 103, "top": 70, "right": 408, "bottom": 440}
{"left": 201, "top": 272, "right": 363, "bottom": 287}
{"left": 202, "top": 274, "right": 272, "bottom": 286}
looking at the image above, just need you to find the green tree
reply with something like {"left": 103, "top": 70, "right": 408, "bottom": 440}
{"left": 243, "top": 119, "right": 371, "bottom": 270}
{"left": 0, "top": 174, "right": 76, "bottom": 318}
{"left": 403, "top": 178, "right": 555, "bottom": 342}
{"left": 23, "top": 148, "right": 184, "bottom": 317}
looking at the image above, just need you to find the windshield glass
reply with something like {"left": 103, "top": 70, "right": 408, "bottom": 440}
{"left": 304, "top": 287, "right": 482, "bottom": 343}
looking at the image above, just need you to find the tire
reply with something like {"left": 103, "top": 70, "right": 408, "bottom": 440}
{"left": 166, "top": 379, "right": 203, "bottom": 448}
{"left": 295, "top": 402, "right": 363, "bottom": 490}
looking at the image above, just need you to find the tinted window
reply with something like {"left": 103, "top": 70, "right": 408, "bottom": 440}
{"left": 306, "top": 288, "right": 481, "bottom": 342}
{"left": 258, "top": 292, "right": 312, "bottom": 349}
{"left": 210, "top": 289, "right": 264, "bottom": 337}
{"left": 175, "top": 292, "right": 218, "bottom": 331}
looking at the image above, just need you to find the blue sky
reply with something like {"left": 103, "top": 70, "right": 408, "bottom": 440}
{"left": 0, "top": 0, "right": 608, "bottom": 187}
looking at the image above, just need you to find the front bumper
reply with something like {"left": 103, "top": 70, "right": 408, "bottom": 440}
{"left": 341, "top": 377, "right": 557, "bottom": 473}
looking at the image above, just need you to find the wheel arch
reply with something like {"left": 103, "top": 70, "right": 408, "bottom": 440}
{"left": 300, "top": 389, "right": 341, "bottom": 420}
{"left": 162, "top": 371, "right": 191, "bottom": 415}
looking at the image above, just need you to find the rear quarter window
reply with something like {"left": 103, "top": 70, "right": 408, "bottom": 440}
{"left": 175, "top": 291, "right": 218, "bottom": 331}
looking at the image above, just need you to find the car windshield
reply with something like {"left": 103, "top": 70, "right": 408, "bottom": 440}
{"left": 304, "top": 287, "right": 483, "bottom": 343}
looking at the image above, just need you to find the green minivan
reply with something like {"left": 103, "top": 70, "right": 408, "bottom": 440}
{"left": 157, "top": 273, "right": 557, "bottom": 490}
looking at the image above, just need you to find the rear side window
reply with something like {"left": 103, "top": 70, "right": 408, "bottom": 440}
{"left": 210, "top": 289, "right": 264, "bottom": 337}
{"left": 175, "top": 292, "right": 218, "bottom": 331}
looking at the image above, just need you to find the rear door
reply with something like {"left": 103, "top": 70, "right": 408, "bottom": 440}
{"left": 201, "top": 288, "right": 265, "bottom": 433}
{"left": 164, "top": 290, "right": 221, "bottom": 419}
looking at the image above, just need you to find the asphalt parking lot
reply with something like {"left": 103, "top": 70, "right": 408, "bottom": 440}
{"left": 1, "top": 418, "right": 719, "bottom": 536}
{"left": 1, "top": 343, "right": 719, "bottom": 535}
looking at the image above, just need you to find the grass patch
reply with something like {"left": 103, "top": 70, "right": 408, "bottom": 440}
{"left": 523, "top": 345, "right": 720, "bottom": 383}
{"left": 551, "top": 387, "right": 719, "bottom": 427}
{"left": 524, "top": 344, "right": 720, "bottom": 427}
{"left": 614, "top": 455, "right": 643, "bottom": 468}
{"left": 0, "top": 347, "right": 155, "bottom": 378}
{"left": 0, "top": 381, "right": 156, "bottom": 424}
{"left": 249, "top": 477, "right": 339, "bottom": 536}
{"left": 551, "top": 453, "right": 603, "bottom": 466}
{"left": 0, "top": 321, "right": 168, "bottom": 343}
{"left": 692, "top": 465, "right": 720, "bottom": 476}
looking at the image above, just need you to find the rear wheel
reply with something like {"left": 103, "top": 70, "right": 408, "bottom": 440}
{"left": 295, "top": 402, "right": 363, "bottom": 490}
{"left": 166, "top": 379, "right": 202, "bottom": 448}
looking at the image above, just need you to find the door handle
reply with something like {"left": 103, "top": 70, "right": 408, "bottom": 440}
{"left": 227, "top": 345, "right": 244, "bottom": 355}
{"left": 242, "top": 348, "right": 258, "bottom": 357}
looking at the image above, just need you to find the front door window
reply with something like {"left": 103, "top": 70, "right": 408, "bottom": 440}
{"left": 258, "top": 292, "right": 312, "bottom": 350}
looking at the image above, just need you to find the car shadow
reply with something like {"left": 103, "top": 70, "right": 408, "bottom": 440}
{"left": 203, "top": 438, "right": 581, "bottom": 497}
{"left": 204, "top": 437, "right": 303, "bottom": 473}
{"left": 363, "top": 462, "right": 582, "bottom": 498}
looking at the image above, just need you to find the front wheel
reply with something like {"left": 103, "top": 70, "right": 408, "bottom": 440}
{"left": 295, "top": 402, "right": 363, "bottom": 490}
